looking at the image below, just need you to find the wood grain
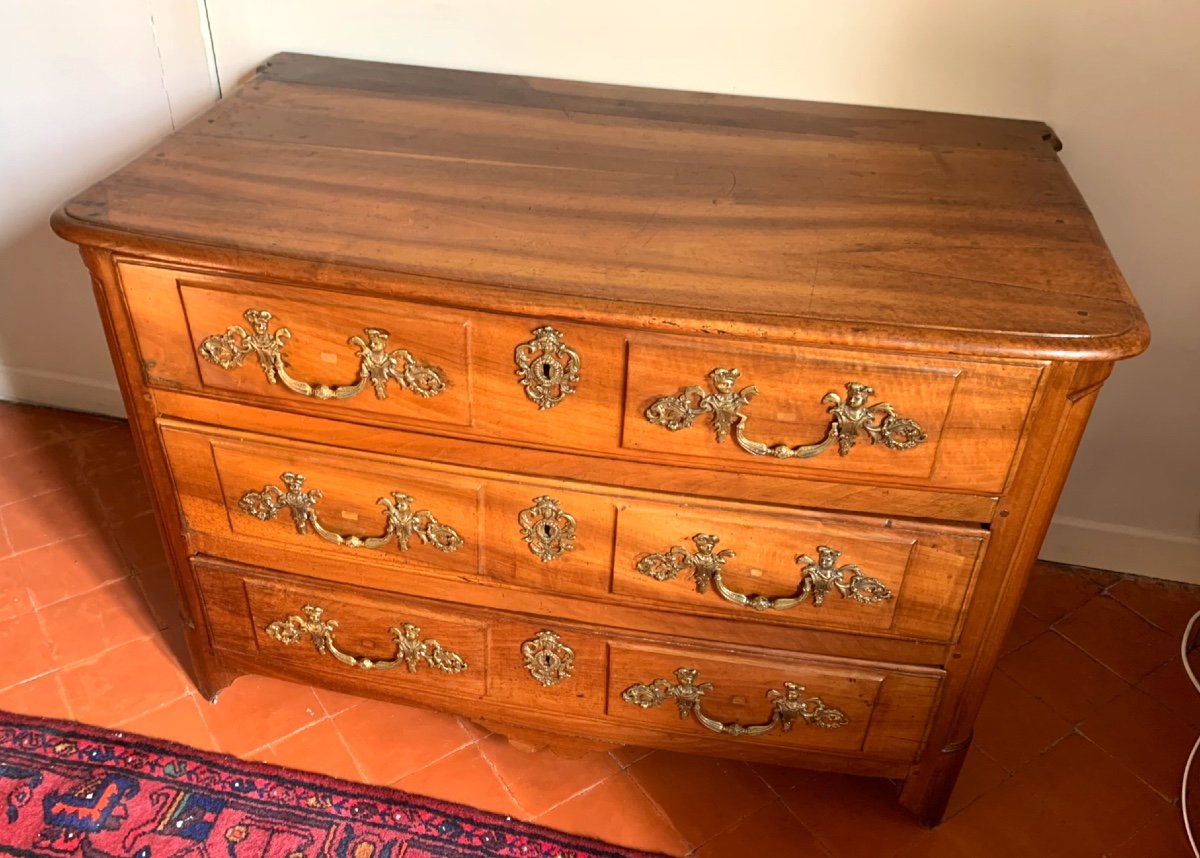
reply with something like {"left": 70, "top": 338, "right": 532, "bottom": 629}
{"left": 53, "top": 54, "right": 1148, "bottom": 361}
{"left": 623, "top": 334, "right": 1044, "bottom": 493}
{"left": 159, "top": 421, "right": 982, "bottom": 648}
{"left": 51, "top": 54, "right": 1150, "bottom": 826}
{"left": 197, "top": 555, "right": 942, "bottom": 766}
{"left": 122, "top": 260, "right": 1044, "bottom": 494}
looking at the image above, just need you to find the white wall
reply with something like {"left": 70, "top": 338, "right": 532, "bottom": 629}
{"left": 0, "top": 0, "right": 217, "bottom": 414}
{"left": 2, "top": 1, "right": 1196, "bottom": 581}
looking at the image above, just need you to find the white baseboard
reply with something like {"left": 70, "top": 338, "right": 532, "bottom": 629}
{"left": 1041, "top": 515, "right": 1200, "bottom": 585}
{"left": 0, "top": 365, "right": 126, "bottom": 418}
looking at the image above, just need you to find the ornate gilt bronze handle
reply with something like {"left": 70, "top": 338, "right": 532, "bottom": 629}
{"left": 199, "top": 308, "right": 447, "bottom": 401}
{"left": 622, "top": 667, "right": 848, "bottom": 736}
{"left": 239, "top": 472, "right": 463, "bottom": 553}
{"left": 637, "top": 535, "right": 892, "bottom": 612}
{"left": 645, "top": 368, "right": 926, "bottom": 459}
{"left": 266, "top": 605, "right": 467, "bottom": 674}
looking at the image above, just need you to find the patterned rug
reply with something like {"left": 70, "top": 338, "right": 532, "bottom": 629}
{"left": 0, "top": 712, "right": 665, "bottom": 857}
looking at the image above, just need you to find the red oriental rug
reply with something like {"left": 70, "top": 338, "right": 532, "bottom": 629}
{"left": 0, "top": 712, "right": 666, "bottom": 857}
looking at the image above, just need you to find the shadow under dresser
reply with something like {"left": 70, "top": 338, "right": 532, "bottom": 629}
{"left": 51, "top": 53, "right": 1148, "bottom": 825}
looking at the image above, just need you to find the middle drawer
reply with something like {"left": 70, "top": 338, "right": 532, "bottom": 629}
{"left": 160, "top": 421, "right": 985, "bottom": 645}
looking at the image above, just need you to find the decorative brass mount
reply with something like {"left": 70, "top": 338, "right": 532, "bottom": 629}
{"left": 514, "top": 326, "right": 580, "bottom": 409}
{"left": 199, "top": 308, "right": 447, "bottom": 401}
{"left": 645, "top": 369, "right": 926, "bottom": 459}
{"left": 517, "top": 496, "right": 577, "bottom": 562}
{"left": 265, "top": 605, "right": 467, "bottom": 674}
{"left": 239, "top": 472, "right": 463, "bottom": 553}
{"left": 637, "top": 535, "right": 893, "bottom": 612}
{"left": 521, "top": 630, "right": 576, "bottom": 686}
{"left": 621, "top": 667, "right": 848, "bottom": 736}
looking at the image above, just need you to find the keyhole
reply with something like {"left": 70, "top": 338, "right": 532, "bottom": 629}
{"left": 541, "top": 362, "right": 554, "bottom": 380}
{"left": 540, "top": 522, "right": 557, "bottom": 540}
{"left": 539, "top": 653, "right": 556, "bottom": 668}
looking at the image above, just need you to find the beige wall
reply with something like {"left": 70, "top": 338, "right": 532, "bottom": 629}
{"left": 2, "top": 1, "right": 1196, "bottom": 580}
{"left": 0, "top": 0, "right": 217, "bottom": 412}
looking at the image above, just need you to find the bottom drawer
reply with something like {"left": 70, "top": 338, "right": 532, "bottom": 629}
{"left": 195, "top": 558, "right": 944, "bottom": 765}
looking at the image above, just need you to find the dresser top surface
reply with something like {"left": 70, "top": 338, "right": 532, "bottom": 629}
{"left": 56, "top": 53, "right": 1147, "bottom": 360}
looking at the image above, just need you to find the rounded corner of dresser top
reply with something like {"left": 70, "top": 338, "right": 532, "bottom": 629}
{"left": 50, "top": 198, "right": 109, "bottom": 247}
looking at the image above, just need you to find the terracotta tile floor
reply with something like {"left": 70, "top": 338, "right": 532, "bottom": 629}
{"left": 0, "top": 400, "right": 1197, "bottom": 857}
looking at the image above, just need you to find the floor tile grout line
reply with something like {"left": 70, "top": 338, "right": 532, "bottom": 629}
{"left": 387, "top": 731, "right": 488, "bottom": 786}
{"left": 113, "top": 689, "right": 194, "bottom": 724}
{"left": 977, "top": 674, "right": 1192, "bottom": 802}
{"left": 111, "top": 691, "right": 218, "bottom": 747}
{"left": 55, "top": 672, "right": 77, "bottom": 722}
{"left": 0, "top": 479, "right": 96, "bottom": 512}
{"left": 532, "top": 766, "right": 693, "bottom": 854}
{"left": 244, "top": 712, "right": 336, "bottom": 760}
{"left": 0, "top": 666, "right": 60, "bottom": 695}
{"left": 663, "top": 763, "right": 800, "bottom": 853}
{"left": 386, "top": 744, "right": 484, "bottom": 796}
{"left": 0, "top": 670, "right": 76, "bottom": 723}
{"left": 687, "top": 798, "right": 786, "bottom": 854}
{"left": 32, "top": 617, "right": 165, "bottom": 677}
{"left": 0, "top": 510, "right": 12, "bottom": 555}
{"left": 326, "top": 717, "right": 372, "bottom": 784}
{"left": 1104, "top": 585, "right": 1194, "bottom": 636}
{"left": 768, "top": 788, "right": 839, "bottom": 858}
{"left": 1000, "top": 626, "right": 1134, "bottom": 703}
{"left": 29, "top": 572, "right": 151, "bottom": 614}
{"left": 1104, "top": 800, "right": 1184, "bottom": 857}
{"left": 1048, "top": 614, "right": 1176, "bottom": 684}
{"left": 1068, "top": 724, "right": 1184, "bottom": 805}
{"left": 0, "top": 525, "right": 112, "bottom": 562}
{"left": 469, "top": 739, "right": 535, "bottom": 819}
{"left": 748, "top": 764, "right": 787, "bottom": 800}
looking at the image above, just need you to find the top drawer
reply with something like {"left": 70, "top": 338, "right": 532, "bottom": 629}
{"left": 118, "top": 262, "right": 626, "bottom": 452}
{"left": 118, "top": 262, "right": 1043, "bottom": 494}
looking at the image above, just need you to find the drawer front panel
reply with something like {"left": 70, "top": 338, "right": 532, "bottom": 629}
{"left": 122, "top": 263, "right": 1039, "bottom": 495}
{"left": 118, "top": 262, "right": 625, "bottom": 451}
{"left": 607, "top": 643, "right": 941, "bottom": 761}
{"left": 163, "top": 422, "right": 982, "bottom": 643}
{"left": 200, "top": 562, "right": 611, "bottom": 719}
{"left": 197, "top": 559, "right": 941, "bottom": 763}
{"left": 242, "top": 576, "right": 490, "bottom": 698}
{"left": 622, "top": 337, "right": 1043, "bottom": 493}
{"left": 183, "top": 282, "right": 473, "bottom": 428}
{"left": 161, "top": 423, "right": 616, "bottom": 596}
{"left": 214, "top": 436, "right": 486, "bottom": 580}
{"left": 612, "top": 502, "right": 983, "bottom": 642}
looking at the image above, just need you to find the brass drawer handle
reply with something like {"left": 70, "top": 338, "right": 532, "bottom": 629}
{"left": 239, "top": 472, "right": 463, "bottom": 553}
{"left": 622, "top": 667, "right": 848, "bottom": 736}
{"left": 645, "top": 368, "right": 926, "bottom": 459}
{"left": 266, "top": 605, "right": 467, "bottom": 674}
{"left": 638, "top": 534, "right": 892, "bottom": 612}
{"left": 199, "top": 308, "right": 447, "bottom": 401}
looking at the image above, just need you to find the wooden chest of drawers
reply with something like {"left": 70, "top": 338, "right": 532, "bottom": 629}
{"left": 52, "top": 53, "right": 1148, "bottom": 824}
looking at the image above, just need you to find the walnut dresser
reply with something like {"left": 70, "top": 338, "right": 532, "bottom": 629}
{"left": 53, "top": 53, "right": 1148, "bottom": 824}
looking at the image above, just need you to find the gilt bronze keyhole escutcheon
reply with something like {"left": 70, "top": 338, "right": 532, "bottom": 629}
{"left": 514, "top": 326, "right": 581, "bottom": 409}
{"left": 521, "top": 630, "right": 575, "bottom": 686}
{"left": 517, "top": 496, "right": 577, "bottom": 562}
